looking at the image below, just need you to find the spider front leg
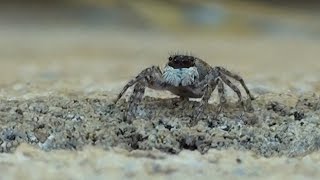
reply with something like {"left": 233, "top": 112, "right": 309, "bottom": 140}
{"left": 193, "top": 78, "right": 225, "bottom": 120}
{"left": 114, "top": 66, "right": 162, "bottom": 104}
{"left": 193, "top": 75, "right": 219, "bottom": 120}
{"left": 114, "top": 66, "right": 163, "bottom": 121}
{"left": 125, "top": 80, "right": 147, "bottom": 120}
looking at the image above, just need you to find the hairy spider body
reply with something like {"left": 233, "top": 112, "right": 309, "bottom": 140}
{"left": 114, "top": 54, "right": 255, "bottom": 121}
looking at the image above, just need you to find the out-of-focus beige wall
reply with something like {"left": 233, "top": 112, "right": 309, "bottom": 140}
{"left": 0, "top": 0, "right": 319, "bottom": 36}
{"left": 0, "top": 0, "right": 319, "bottom": 90}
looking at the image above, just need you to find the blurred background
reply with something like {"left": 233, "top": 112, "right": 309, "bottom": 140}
{"left": 0, "top": 0, "right": 320, "bottom": 97}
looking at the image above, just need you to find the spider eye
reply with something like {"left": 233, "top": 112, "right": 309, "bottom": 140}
{"left": 186, "top": 61, "right": 192, "bottom": 66}
{"left": 168, "top": 56, "right": 173, "bottom": 61}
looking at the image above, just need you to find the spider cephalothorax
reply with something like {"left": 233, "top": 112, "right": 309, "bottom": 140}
{"left": 167, "top": 55, "right": 196, "bottom": 69}
{"left": 114, "top": 54, "right": 255, "bottom": 122}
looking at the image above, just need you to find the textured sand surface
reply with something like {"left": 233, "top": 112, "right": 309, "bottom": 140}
{"left": 1, "top": 143, "right": 320, "bottom": 180}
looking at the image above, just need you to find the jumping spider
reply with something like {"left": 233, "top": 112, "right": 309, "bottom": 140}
{"left": 114, "top": 54, "right": 255, "bottom": 121}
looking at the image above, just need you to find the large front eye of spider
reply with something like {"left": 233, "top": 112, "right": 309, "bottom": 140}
{"left": 168, "top": 56, "right": 179, "bottom": 67}
{"left": 168, "top": 56, "right": 178, "bottom": 66}
{"left": 183, "top": 58, "right": 191, "bottom": 65}
{"left": 169, "top": 56, "right": 178, "bottom": 62}
{"left": 181, "top": 60, "right": 189, "bottom": 66}
{"left": 182, "top": 56, "right": 195, "bottom": 67}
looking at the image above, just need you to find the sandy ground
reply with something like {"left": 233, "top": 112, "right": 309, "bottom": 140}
{"left": 0, "top": 28, "right": 320, "bottom": 179}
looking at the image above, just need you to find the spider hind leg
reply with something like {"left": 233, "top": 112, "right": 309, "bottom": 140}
{"left": 216, "top": 66, "right": 255, "bottom": 100}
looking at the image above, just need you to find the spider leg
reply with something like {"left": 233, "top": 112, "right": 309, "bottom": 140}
{"left": 193, "top": 76, "right": 219, "bottom": 120}
{"left": 125, "top": 80, "right": 147, "bottom": 120}
{"left": 215, "top": 66, "right": 255, "bottom": 100}
{"left": 114, "top": 66, "right": 161, "bottom": 104}
{"left": 193, "top": 78, "right": 226, "bottom": 120}
{"left": 219, "top": 73, "right": 245, "bottom": 109}
{"left": 216, "top": 79, "right": 226, "bottom": 114}
{"left": 114, "top": 66, "right": 164, "bottom": 121}
{"left": 114, "top": 78, "right": 141, "bottom": 104}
